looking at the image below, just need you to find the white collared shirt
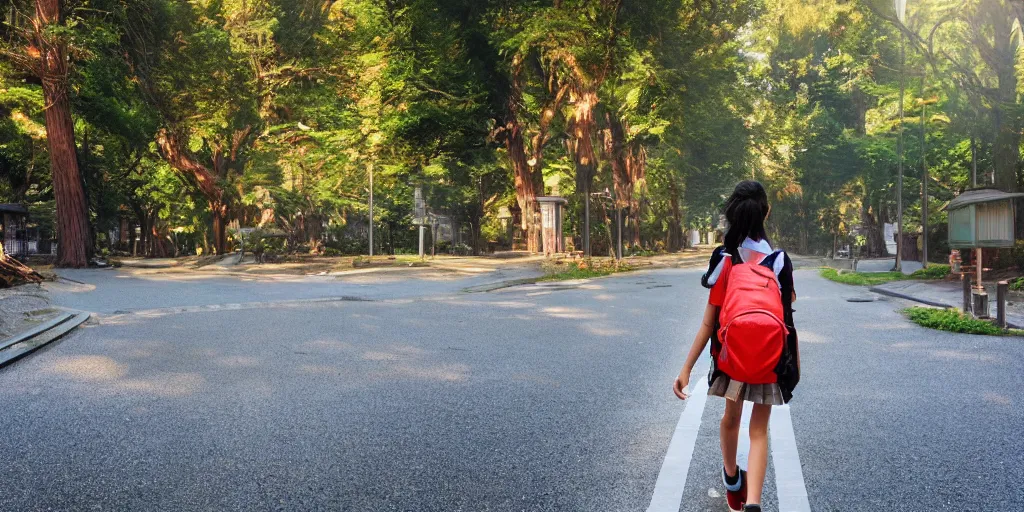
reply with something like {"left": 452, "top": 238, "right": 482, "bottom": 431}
{"left": 738, "top": 237, "right": 772, "bottom": 265}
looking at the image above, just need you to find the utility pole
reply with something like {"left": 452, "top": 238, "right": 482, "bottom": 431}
{"left": 616, "top": 206, "right": 623, "bottom": 261}
{"left": 971, "top": 136, "right": 977, "bottom": 186}
{"left": 584, "top": 182, "right": 591, "bottom": 257}
{"left": 415, "top": 185, "right": 425, "bottom": 259}
{"left": 920, "top": 79, "right": 930, "bottom": 268}
{"left": 893, "top": 0, "right": 907, "bottom": 272}
{"left": 971, "top": 137, "right": 982, "bottom": 294}
{"left": 368, "top": 162, "right": 374, "bottom": 258}
{"left": 895, "top": 30, "right": 905, "bottom": 272}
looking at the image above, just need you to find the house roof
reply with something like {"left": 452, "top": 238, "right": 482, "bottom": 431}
{"left": 0, "top": 203, "right": 28, "bottom": 215}
{"left": 946, "top": 188, "right": 1024, "bottom": 211}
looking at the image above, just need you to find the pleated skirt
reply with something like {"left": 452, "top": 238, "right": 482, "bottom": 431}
{"left": 708, "top": 374, "right": 784, "bottom": 405}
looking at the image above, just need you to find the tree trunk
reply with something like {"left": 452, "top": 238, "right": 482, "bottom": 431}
{"left": 980, "top": 0, "right": 1024, "bottom": 238}
{"left": 138, "top": 212, "right": 151, "bottom": 257}
{"left": 35, "top": 0, "right": 90, "bottom": 268}
{"left": 211, "top": 201, "right": 228, "bottom": 256}
{"left": 502, "top": 56, "right": 542, "bottom": 253}
{"left": 150, "top": 215, "right": 166, "bottom": 258}
{"left": 156, "top": 129, "right": 230, "bottom": 255}
{"left": 603, "top": 111, "right": 631, "bottom": 211}
{"left": 798, "top": 198, "right": 809, "bottom": 255}
{"left": 668, "top": 175, "right": 683, "bottom": 252}
{"left": 988, "top": 2, "right": 1020, "bottom": 195}
{"left": 571, "top": 89, "right": 599, "bottom": 256}
{"left": 626, "top": 144, "right": 646, "bottom": 247}
{"left": 861, "top": 200, "right": 888, "bottom": 258}
{"left": 306, "top": 213, "right": 323, "bottom": 253}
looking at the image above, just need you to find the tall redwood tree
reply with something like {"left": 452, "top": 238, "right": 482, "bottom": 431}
{"left": 33, "top": 0, "right": 90, "bottom": 267}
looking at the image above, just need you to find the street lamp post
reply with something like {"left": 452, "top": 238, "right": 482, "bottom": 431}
{"left": 894, "top": 0, "right": 907, "bottom": 273}
{"left": 895, "top": 30, "right": 905, "bottom": 272}
{"left": 368, "top": 162, "right": 374, "bottom": 258}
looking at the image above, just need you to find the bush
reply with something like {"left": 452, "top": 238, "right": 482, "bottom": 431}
{"left": 910, "top": 264, "right": 950, "bottom": 280}
{"left": 1011, "top": 277, "right": 1024, "bottom": 291}
{"left": 626, "top": 245, "right": 657, "bottom": 257}
{"left": 540, "top": 259, "right": 634, "bottom": 281}
{"left": 903, "top": 307, "right": 1015, "bottom": 336}
{"left": 323, "top": 248, "right": 341, "bottom": 257}
{"left": 1013, "top": 241, "right": 1024, "bottom": 272}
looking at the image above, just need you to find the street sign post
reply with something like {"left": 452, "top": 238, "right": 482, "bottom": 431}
{"left": 414, "top": 185, "right": 426, "bottom": 258}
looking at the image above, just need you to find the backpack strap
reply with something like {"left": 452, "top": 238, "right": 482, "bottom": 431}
{"left": 758, "top": 250, "right": 786, "bottom": 275}
{"left": 702, "top": 246, "right": 730, "bottom": 289}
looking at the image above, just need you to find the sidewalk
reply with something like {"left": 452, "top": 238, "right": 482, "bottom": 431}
{"left": 871, "top": 279, "right": 1024, "bottom": 329}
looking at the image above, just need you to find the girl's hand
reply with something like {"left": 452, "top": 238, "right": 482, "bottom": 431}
{"left": 673, "top": 370, "right": 691, "bottom": 400}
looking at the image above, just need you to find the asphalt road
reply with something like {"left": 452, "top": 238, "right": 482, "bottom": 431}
{"left": 0, "top": 266, "right": 1021, "bottom": 511}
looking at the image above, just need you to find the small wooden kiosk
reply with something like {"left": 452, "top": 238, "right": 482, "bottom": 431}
{"left": 536, "top": 196, "right": 567, "bottom": 256}
{"left": 946, "top": 188, "right": 1024, "bottom": 317}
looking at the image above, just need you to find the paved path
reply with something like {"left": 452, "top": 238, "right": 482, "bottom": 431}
{"left": 1, "top": 268, "right": 1021, "bottom": 510}
{"left": 854, "top": 258, "right": 923, "bottom": 274}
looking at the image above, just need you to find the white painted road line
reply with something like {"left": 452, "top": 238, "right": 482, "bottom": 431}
{"left": 770, "top": 404, "right": 812, "bottom": 512}
{"left": 646, "top": 361, "right": 710, "bottom": 512}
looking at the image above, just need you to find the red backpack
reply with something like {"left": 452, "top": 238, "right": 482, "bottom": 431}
{"left": 716, "top": 259, "right": 789, "bottom": 384}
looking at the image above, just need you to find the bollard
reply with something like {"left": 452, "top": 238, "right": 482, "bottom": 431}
{"left": 962, "top": 273, "right": 972, "bottom": 314}
{"left": 997, "top": 281, "right": 1008, "bottom": 329}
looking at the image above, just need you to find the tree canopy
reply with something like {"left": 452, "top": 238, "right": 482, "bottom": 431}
{"left": 1, "top": 0, "right": 1022, "bottom": 263}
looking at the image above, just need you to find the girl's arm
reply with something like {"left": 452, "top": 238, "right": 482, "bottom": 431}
{"left": 673, "top": 303, "right": 718, "bottom": 400}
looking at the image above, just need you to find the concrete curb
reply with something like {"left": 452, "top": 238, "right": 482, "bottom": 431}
{"left": 0, "top": 311, "right": 90, "bottom": 369}
{"left": 868, "top": 287, "right": 954, "bottom": 309}
{"left": 0, "top": 312, "right": 74, "bottom": 352}
{"left": 462, "top": 277, "right": 542, "bottom": 293}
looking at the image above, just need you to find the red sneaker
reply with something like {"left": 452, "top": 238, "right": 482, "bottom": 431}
{"left": 723, "top": 467, "right": 746, "bottom": 512}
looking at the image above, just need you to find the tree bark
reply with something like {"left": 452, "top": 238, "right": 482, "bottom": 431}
{"left": 35, "top": 0, "right": 90, "bottom": 268}
{"left": 571, "top": 89, "right": 599, "bottom": 257}
{"left": 503, "top": 57, "right": 541, "bottom": 253}
{"left": 985, "top": 1, "right": 1020, "bottom": 196}
{"left": 975, "top": 0, "right": 1024, "bottom": 237}
{"left": 603, "top": 111, "right": 631, "bottom": 211}
{"left": 861, "top": 199, "right": 888, "bottom": 258}
{"left": 211, "top": 200, "right": 228, "bottom": 257}
{"left": 667, "top": 175, "right": 683, "bottom": 252}
{"left": 626, "top": 143, "right": 646, "bottom": 247}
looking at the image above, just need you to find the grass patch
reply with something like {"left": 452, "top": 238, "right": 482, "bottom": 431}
{"left": 1011, "top": 277, "right": 1024, "bottom": 291}
{"left": 820, "top": 264, "right": 950, "bottom": 286}
{"left": 820, "top": 268, "right": 907, "bottom": 286}
{"left": 904, "top": 307, "right": 1024, "bottom": 336}
{"left": 540, "top": 260, "right": 634, "bottom": 281}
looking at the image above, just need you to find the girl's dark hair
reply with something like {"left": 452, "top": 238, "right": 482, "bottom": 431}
{"left": 723, "top": 180, "right": 770, "bottom": 256}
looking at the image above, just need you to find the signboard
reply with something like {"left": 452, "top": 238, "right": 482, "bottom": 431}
{"left": 413, "top": 186, "right": 427, "bottom": 225}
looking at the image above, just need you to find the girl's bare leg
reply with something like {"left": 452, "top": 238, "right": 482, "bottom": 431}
{"left": 720, "top": 397, "right": 743, "bottom": 476}
{"left": 746, "top": 403, "right": 773, "bottom": 505}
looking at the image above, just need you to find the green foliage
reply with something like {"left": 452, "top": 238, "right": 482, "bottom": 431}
{"left": 822, "top": 264, "right": 950, "bottom": 285}
{"left": 1012, "top": 241, "right": 1024, "bottom": 272}
{"left": 1, "top": 0, "right": 1020, "bottom": 261}
{"left": 819, "top": 268, "right": 907, "bottom": 286}
{"left": 910, "top": 265, "right": 951, "bottom": 280}
{"left": 903, "top": 307, "right": 1019, "bottom": 337}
